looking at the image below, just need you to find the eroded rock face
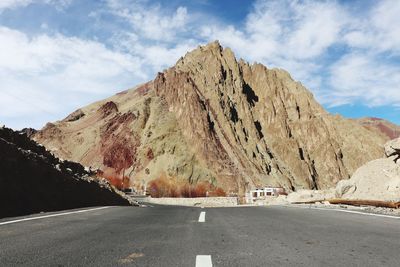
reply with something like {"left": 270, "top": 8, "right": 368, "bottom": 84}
{"left": 33, "top": 41, "right": 387, "bottom": 193}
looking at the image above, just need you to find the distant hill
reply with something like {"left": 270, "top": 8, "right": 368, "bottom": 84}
{"left": 0, "top": 126, "right": 132, "bottom": 219}
{"left": 34, "top": 41, "right": 387, "bottom": 195}
{"left": 356, "top": 117, "right": 400, "bottom": 140}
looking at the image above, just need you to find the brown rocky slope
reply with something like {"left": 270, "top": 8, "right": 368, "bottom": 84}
{"left": 356, "top": 117, "right": 400, "bottom": 140}
{"left": 34, "top": 41, "right": 388, "bottom": 195}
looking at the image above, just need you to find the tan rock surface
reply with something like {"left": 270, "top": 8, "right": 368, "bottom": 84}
{"left": 34, "top": 41, "right": 387, "bottom": 193}
{"left": 336, "top": 158, "right": 400, "bottom": 201}
{"left": 336, "top": 138, "right": 400, "bottom": 201}
{"left": 384, "top": 137, "right": 400, "bottom": 157}
{"left": 286, "top": 189, "right": 335, "bottom": 203}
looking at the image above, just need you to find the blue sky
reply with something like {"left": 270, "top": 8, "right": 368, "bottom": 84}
{"left": 0, "top": 0, "right": 399, "bottom": 129}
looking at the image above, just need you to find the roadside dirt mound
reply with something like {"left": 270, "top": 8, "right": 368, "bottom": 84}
{"left": 336, "top": 138, "right": 400, "bottom": 201}
{"left": 286, "top": 189, "right": 335, "bottom": 203}
{"left": 0, "top": 126, "right": 132, "bottom": 219}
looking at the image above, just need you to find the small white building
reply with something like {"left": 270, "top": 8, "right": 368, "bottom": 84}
{"left": 246, "top": 187, "right": 286, "bottom": 203}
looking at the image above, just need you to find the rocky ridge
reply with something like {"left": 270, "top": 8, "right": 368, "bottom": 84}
{"left": 34, "top": 41, "right": 387, "bottom": 195}
{"left": 356, "top": 117, "right": 400, "bottom": 140}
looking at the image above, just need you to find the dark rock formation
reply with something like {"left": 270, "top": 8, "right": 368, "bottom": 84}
{"left": 0, "top": 126, "right": 132, "bottom": 219}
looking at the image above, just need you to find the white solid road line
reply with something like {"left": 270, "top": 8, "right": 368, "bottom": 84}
{"left": 198, "top": 211, "right": 206, "bottom": 222}
{"left": 0, "top": 206, "right": 110, "bottom": 226}
{"left": 196, "top": 255, "right": 212, "bottom": 267}
{"left": 289, "top": 205, "right": 400, "bottom": 220}
{"left": 311, "top": 207, "right": 400, "bottom": 219}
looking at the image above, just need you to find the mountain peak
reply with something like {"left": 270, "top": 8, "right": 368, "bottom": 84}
{"left": 34, "top": 43, "right": 388, "bottom": 194}
{"left": 177, "top": 40, "right": 235, "bottom": 70}
{"left": 201, "top": 40, "right": 223, "bottom": 51}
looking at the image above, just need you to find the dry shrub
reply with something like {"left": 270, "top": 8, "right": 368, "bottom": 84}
{"left": 147, "top": 173, "right": 227, "bottom": 198}
{"left": 169, "top": 187, "right": 180, "bottom": 198}
{"left": 97, "top": 168, "right": 130, "bottom": 190}
{"left": 147, "top": 173, "right": 179, "bottom": 198}
{"left": 194, "top": 183, "right": 209, "bottom": 197}
{"left": 180, "top": 183, "right": 208, "bottom": 198}
{"left": 122, "top": 176, "right": 130, "bottom": 190}
{"left": 208, "top": 187, "right": 227, "bottom": 197}
{"left": 179, "top": 183, "right": 191, "bottom": 198}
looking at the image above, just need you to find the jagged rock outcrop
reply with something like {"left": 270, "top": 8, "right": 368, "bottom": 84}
{"left": 384, "top": 138, "right": 400, "bottom": 161}
{"left": 19, "top": 127, "right": 37, "bottom": 138}
{"left": 33, "top": 41, "right": 387, "bottom": 194}
{"left": 0, "top": 126, "right": 132, "bottom": 218}
{"left": 336, "top": 138, "right": 400, "bottom": 201}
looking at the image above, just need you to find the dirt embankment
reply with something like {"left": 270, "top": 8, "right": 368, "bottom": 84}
{"left": 0, "top": 126, "right": 132, "bottom": 219}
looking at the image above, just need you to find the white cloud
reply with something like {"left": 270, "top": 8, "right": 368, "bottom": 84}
{"left": 284, "top": 1, "right": 345, "bottom": 59}
{"left": 344, "top": 0, "right": 400, "bottom": 55}
{"left": 327, "top": 54, "right": 400, "bottom": 107}
{"left": 200, "top": 0, "right": 400, "bottom": 108}
{"left": 104, "top": 0, "right": 201, "bottom": 73}
{"left": 0, "top": 0, "right": 33, "bottom": 10}
{"left": 46, "top": 0, "right": 72, "bottom": 11}
{"left": 0, "top": 0, "right": 200, "bottom": 129}
{"left": 0, "top": 0, "right": 71, "bottom": 11}
{"left": 199, "top": 0, "right": 347, "bottom": 100}
{"left": 109, "top": 32, "right": 198, "bottom": 73}
{"left": 202, "top": 0, "right": 346, "bottom": 61}
{"left": 326, "top": 0, "right": 400, "bottom": 107}
{"left": 134, "top": 42, "right": 197, "bottom": 72}
{"left": 1, "top": 0, "right": 400, "bottom": 129}
{"left": 0, "top": 26, "right": 145, "bottom": 129}
{"left": 106, "top": 0, "right": 189, "bottom": 42}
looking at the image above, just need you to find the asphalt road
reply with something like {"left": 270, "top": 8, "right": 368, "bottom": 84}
{"left": 0, "top": 204, "right": 399, "bottom": 267}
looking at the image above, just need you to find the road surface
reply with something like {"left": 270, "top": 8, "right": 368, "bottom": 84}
{"left": 1, "top": 204, "right": 399, "bottom": 266}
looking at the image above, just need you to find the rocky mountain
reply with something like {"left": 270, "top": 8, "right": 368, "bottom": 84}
{"left": 34, "top": 41, "right": 388, "bottom": 195}
{"left": 356, "top": 117, "right": 400, "bottom": 140}
{"left": 0, "top": 126, "right": 132, "bottom": 218}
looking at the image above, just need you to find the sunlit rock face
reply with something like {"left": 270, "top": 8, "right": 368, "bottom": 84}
{"left": 34, "top": 41, "right": 387, "bottom": 194}
{"left": 336, "top": 138, "right": 400, "bottom": 201}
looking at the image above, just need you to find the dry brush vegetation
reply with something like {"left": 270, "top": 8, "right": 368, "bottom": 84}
{"left": 147, "top": 173, "right": 226, "bottom": 198}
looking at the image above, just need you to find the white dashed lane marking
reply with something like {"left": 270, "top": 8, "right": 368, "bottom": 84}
{"left": 196, "top": 255, "right": 212, "bottom": 267}
{"left": 198, "top": 211, "right": 206, "bottom": 222}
